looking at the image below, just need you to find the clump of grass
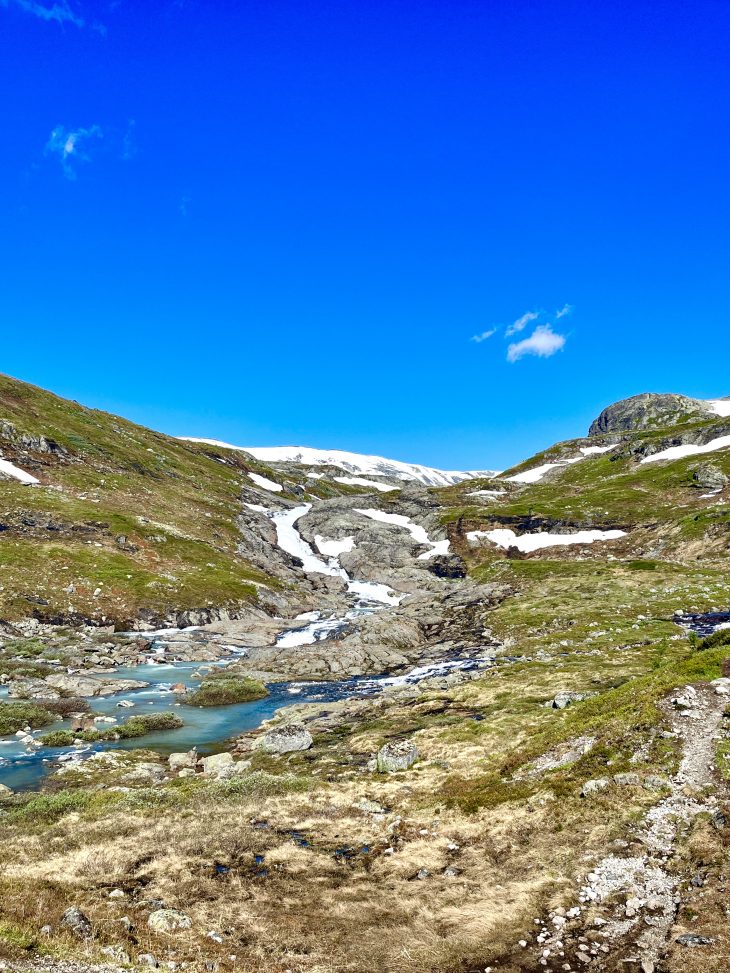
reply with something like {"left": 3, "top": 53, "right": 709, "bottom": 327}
{"left": 186, "top": 675, "right": 268, "bottom": 707}
{"left": 40, "top": 712, "right": 183, "bottom": 746}
{"left": 0, "top": 702, "right": 57, "bottom": 735}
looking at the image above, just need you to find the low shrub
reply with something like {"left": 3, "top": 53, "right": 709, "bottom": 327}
{"left": 0, "top": 702, "right": 56, "bottom": 736}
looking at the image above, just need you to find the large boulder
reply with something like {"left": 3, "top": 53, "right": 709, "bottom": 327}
{"left": 60, "top": 907, "right": 92, "bottom": 939}
{"left": 256, "top": 723, "right": 313, "bottom": 754}
{"left": 589, "top": 393, "right": 711, "bottom": 436}
{"left": 693, "top": 464, "right": 728, "bottom": 491}
{"left": 376, "top": 739, "right": 419, "bottom": 773}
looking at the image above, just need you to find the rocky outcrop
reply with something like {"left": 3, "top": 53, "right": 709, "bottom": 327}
{"left": 589, "top": 393, "right": 712, "bottom": 436}
{"left": 147, "top": 909, "right": 192, "bottom": 934}
{"left": 693, "top": 463, "right": 728, "bottom": 490}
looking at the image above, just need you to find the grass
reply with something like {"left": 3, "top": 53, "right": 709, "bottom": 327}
{"left": 0, "top": 702, "right": 57, "bottom": 735}
{"left": 40, "top": 712, "right": 183, "bottom": 746}
{"left": 186, "top": 674, "right": 269, "bottom": 707}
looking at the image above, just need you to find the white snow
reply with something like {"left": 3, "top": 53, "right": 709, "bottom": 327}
{"left": 306, "top": 472, "right": 325, "bottom": 480}
{"left": 579, "top": 445, "right": 615, "bottom": 455}
{"left": 315, "top": 535, "right": 355, "bottom": 557}
{"left": 506, "top": 463, "right": 565, "bottom": 484}
{"left": 354, "top": 508, "right": 450, "bottom": 559}
{"left": 641, "top": 435, "right": 730, "bottom": 465}
{"left": 272, "top": 505, "right": 346, "bottom": 578}
{"left": 249, "top": 472, "right": 283, "bottom": 492}
{"left": 179, "top": 439, "right": 499, "bottom": 487}
{"left": 334, "top": 476, "right": 399, "bottom": 492}
{"left": 706, "top": 398, "right": 730, "bottom": 417}
{"left": 276, "top": 616, "right": 347, "bottom": 647}
{"left": 0, "top": 459, "right": 39, "bottom": 485}
{"left": 468, "top": 489, "right": 506, "bottom": 498}
{"left": 346, "top": 579, "right": 402, "bottom": 606}
{"left": 467, "top": 527, "right": 626, "bottom": 553}
{"left": 244, "top": 502, "right": 268, "bottom": 513}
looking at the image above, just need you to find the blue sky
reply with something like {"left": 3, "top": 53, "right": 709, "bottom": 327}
{"left": 2, "top": 0, "right": 729, "bottom": 470}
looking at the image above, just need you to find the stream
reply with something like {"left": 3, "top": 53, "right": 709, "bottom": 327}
{"left": 0, "top": 502, "right": 482, "bottom": 791}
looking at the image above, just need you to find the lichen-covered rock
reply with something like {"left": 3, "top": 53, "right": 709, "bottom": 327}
{"left": 581, "top": 778, "right": 610, "bottom": 797}
{"left": 589, "top": 393, "right": 711, "bottom": 436}
{"left": 376, "top": 739, "right": 419, "bottom": 773}
{"left": 169, "top": 750, "right": 197, "bottom": 771}
{"left": 257, "top": 723, "right": 313, "bottom": 754}
{"left": 147, "top": 908, "right": 192, "bottom": 934}
{"left": 200, "top": 752, "right": 233, "bottom": 776}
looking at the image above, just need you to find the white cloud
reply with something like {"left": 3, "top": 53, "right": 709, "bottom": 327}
{"left": 45, "top": 124, "right": 102, "bottom": 178}
{"left": 2, "top": 0, "right": 84, "bottom": 26}
{"left": 555, "top": 303, "right": 573, "bottom": 319}
{"left": 505, "top": 310, "right": 539, "bottom": 337}
{"left": 470, "top": 327, "right": 497, "bottom": 343}
{"left": 507, "top": 324, "right": 566, "bottom": 363}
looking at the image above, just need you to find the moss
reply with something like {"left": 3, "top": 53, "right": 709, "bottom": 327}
{"left": 186, "top": 675, "right": 269, "bottom": 707}
{"left": 0, "top": 702, "right": 56, "bottom": 735}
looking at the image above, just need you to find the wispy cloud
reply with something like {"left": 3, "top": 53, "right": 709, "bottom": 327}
{"left": 507, "top": 324, "right": 566, "bottom": 363}
{"left": 555, "top": 303, "right": 573, "bottom": 319}
{"left": 45, "top": 124, "right": 103, "bottom": 178}
{"left": 2, "top": 0, "right": 84, "bottom": 26}
{"left": 470, "top": 327, "right": 497, "bottom": 343}
{"left": 505, "top": 310, "right": 539, "bottom": 337}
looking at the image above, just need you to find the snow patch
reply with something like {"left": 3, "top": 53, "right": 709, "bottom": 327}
{"left": 249, "top": 472, "right": 283, "bottom": 492}
{"left": 641, "top": 435, "right": 730, "bottom": 465}
{"left": 244, "top": 502, "right": 269, "bottom": 513}
{"left": 334, "top": 476, "right": 399, "bottom": 492}
{"left": 468, "top": 527, "right": 626, "bottom": 553}
{"left": 0, "top": 459, "right": 39, "bottom": 485}
{"left": 315, "top": 535, "right": 355, "bottom": 557}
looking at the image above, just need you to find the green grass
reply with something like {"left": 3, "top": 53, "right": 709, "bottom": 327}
{"left": 186, "top": 674, "right": 269, "bottom": 707}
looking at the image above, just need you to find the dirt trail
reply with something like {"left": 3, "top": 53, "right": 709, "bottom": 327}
{"left": 524, "top": 679, "right": 729, "bottom": 972}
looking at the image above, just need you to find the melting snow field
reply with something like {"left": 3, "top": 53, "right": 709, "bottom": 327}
{"left": 467, "top": 527, "right": 626, "bottom": 553}
{"left": 354, "top": 508, "right": 450, "bottom": 560}
{"left": 0, "top": 459, "right": 39, "bottom": 484}
{"left": 641, "top": 435, "right": 730, "bottom": 465}
{"left": 249, "top": 472, "right": 283, "bottom": 492}
{"left": 334, "top": 476, "right": 398, "bottom": 492}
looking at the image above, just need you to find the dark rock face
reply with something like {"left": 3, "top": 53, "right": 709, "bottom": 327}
{"left": 588, "top": 393, "right": 711, "bottom": 436}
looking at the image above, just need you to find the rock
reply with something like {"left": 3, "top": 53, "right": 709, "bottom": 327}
{"left": 676, "top": 934, "right": 714, "bottom": 947}
{"left": 589, "top": 393, "right": 711, "bottom": 436}
{"left": 0, "top": 784, "right": 13, "bottom": 796}
{"left": 693, "top": 464, "right": 728, "bottom": 491}
{"left": 581, "top": 778, "right": 610, "bottom": 797}
{"left": 60, "top": 906, "right": 92, "bottom": 938}
{"left": 550, "top": 691, "right": 590, "bottom": 710}
{"left": 352, "top": 798, "right": 387, "bottom": 814}
{"left": 376, "top": 739, "right": 419, "bottom": 773}
{"left": 613, "top": 772, "right": 641, "bottom": 787}
{"left": 137, "top": 955, "right": 159, "bottom": 968}
{"left": 147, "top": 909, "right": 192, "bottom": 934}
{"left": 169, "top": 750, "right": 197, "bottom": 771}
{"left": 256, "top": 723, "right": 313, "bottom": 755}
{"left": 46, "top": 673, "right": 149, "bottom": 697}
{"left": 200, "top": 752, "right": 234, "bottom": 776}
{"left": 101, "top": 945, "right": 131, "bottom": 964}
{"left": 415, "top": 868, "right": 430, "bottom": 880}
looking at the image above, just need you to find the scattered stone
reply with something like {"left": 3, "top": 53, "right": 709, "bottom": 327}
{"left": 352, "top": 798, "right": 387, "bottom": 815}
{"left": 613, "top": 772, "right": 641, "bottom": 787}
{"left": 581, "top": 778, "right": 610, "bottom": 797}
{"left": 137, "top": 955, "right": 159, "bottom": 968}
{"left": 549, "top": 691, "right": 592, "bottom": 710}
{"left": 101, "top": 944, "right": 131, "bottom": 964}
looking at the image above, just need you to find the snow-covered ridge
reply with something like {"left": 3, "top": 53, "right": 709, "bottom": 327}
{"left": 180, "top": 439, "right": 499, "bottom": 488}
{"left": 706, "top": 398, "right": 730, "bottom": 417}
